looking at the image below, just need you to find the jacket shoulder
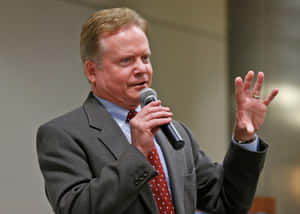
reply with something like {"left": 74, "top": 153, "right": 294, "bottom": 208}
{"left": 39, "top": 106, "right": 87, "bottom": 131}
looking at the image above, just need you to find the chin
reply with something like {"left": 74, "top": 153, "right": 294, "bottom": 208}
{"left": 132, "top": 97, "right": 140, "bottom": 105}
{"left": 124, "top": 90, "right": 143, "bottom": 106}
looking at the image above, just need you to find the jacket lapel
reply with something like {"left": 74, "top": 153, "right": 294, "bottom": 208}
{"left": 83, "top": 93, "right": 157, "bottom": 213}
{"left": 156, "top": 130, "right": 185, "bottom": 214}
{"left": 83, "top": 92, "right": 130, "bottom": 159}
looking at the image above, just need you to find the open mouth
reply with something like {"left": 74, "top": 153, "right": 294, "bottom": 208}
{"left": 136, "top": 81, "right": 147, "bottom": 86}
{"left": 131, "top": 81, "right": 147, "bottom": 87}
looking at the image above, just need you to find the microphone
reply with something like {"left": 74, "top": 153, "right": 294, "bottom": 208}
{"left": 139, "top": 88, "right": 185, "bottom": 150}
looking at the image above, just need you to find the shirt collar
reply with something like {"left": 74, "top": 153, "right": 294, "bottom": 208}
{"left": 93, "top": 93, "right": 141, "bottom": 122}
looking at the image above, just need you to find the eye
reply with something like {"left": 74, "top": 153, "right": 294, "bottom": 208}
{"left": 120, "top": 57, "right": 132, "bottom": 66}
{"left": 142, "top": 55, "right": 150, "bottom": 63}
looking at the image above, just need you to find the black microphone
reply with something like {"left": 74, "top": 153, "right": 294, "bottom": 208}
{"left": 139, "top": 88, "right": 185, "bottom": 150}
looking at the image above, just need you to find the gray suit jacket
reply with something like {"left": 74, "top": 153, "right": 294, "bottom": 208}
{"left": 37, "top": 92, "right": 267, "bottom": 214}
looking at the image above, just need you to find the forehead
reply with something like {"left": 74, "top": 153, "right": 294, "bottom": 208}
{"left": 100, "top": 24, "right": 151, "bottom": 56}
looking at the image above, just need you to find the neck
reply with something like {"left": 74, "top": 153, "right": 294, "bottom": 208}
{"left": 92, "top": 90, "right": 138, "bottom": 110}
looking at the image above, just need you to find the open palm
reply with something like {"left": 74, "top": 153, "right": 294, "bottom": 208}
{"left": 234, "top": 71, "right": 279, "bottom": 141}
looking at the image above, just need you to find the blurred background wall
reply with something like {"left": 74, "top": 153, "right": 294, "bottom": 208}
{"left": 0, "top": 0, "right": 298, "bottom": 213}
{"left": 0, "top": 0, "right": 227, "bottom": 213}
{"left": 0, "top": 0, "right": 93, "bottom": 213}
{"left": 228, "top": 0, "right": 300, "bottom": 213}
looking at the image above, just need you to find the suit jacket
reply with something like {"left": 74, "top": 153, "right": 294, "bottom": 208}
{"left": 37, "top": 92, "right": 268, "bottom": 214}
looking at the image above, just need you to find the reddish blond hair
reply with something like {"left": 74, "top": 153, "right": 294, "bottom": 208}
{"left": 80, "top": 8, "right": 148, "bottom": 64}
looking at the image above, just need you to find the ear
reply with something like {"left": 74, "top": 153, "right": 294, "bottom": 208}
{"left": 85, "top": 61, "right": 97, "bottom": 84}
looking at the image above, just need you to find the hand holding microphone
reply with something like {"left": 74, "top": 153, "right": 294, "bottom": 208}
{"left": 139, "top": 88, "right": 185, "bottom": 150}
{"left": 129, "top": 88, "right": 184, "bottom": 156}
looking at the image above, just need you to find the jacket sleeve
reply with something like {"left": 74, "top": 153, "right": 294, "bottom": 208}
{"left": 178, "top": 122, "right": 268, "bottom": 214}
{"left": 36, "top": 124, "right": 156, "bottom": 214}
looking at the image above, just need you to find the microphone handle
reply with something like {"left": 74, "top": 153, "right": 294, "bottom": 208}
{"left": 161, "top": 122, "right": 185, "bottom": 150}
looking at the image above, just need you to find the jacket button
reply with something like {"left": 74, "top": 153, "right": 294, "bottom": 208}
{"left": 135, "top": 177, "right": 142, "bottom": 185}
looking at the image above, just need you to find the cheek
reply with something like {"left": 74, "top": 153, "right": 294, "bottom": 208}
{"left": 117, "top": 69, "right": 133, "bottom": 83}
{"left": 111, "top": 75, "right": 131, "bottom": 92}
{"left": 147, "top": 65, "right": 153, "bottom": 75}
{"left": 148, "top": 68, "right": 153, "bottom": 82}
{"left": 119, "top": 74, "right": 131, "bottom": 85}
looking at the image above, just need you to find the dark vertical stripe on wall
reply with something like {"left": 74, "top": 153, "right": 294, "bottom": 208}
{"left": 227, "top": 0, "right": 265, "bottom": 130}
{"left": 228, "top": 1, "right": 300, "bottom": 213}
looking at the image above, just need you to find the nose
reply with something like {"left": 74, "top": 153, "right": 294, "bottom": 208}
{"left": 134, "top": 58, "right": 149, "bottom": 76}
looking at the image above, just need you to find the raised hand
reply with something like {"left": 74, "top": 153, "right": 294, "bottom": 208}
{"left": 234, "top": 71, "right": 279, "bottom": 142}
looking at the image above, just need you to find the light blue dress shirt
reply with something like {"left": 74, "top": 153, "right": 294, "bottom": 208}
{"left": 232, "top": 136, "right": 259, "bottom": 151}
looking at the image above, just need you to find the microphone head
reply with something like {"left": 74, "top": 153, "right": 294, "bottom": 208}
{"left": 139, "top": 88, "right": 157, "bottom": 107}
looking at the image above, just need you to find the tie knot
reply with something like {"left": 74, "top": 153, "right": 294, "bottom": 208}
{"left": 126, "top": 110, "right": 137, "bottom": 122}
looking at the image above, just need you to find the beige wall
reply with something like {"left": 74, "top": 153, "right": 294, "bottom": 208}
{"left": 0, "top": 1, "right": 93, "bottom": 213}
{"left": 0, "top": 0, "right": 227, "bottom": 213}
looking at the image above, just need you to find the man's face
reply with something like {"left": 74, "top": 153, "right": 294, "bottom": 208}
{"left": 89, "top": 24, "right": 153, "bottom": 110}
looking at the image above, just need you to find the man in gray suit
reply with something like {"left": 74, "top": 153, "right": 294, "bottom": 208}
{"left": 36, "top": 8, "right": 279, "bottom": 214}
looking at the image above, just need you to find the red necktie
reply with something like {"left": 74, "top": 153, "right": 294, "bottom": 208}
{"left": 126, "top": 110, "right": 137, "bottom": 122}
{"left": 126, "top": 110, "right": 175, "bottom": 213}
{"left": 148, "top": 148, "right": 175, "bottom": 214}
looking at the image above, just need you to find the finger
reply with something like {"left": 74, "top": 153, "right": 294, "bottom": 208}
{"left": 137, "top": 106, "right": 170, "bottom": 121}
{"left": 147, "top": 117, "right": 172, "bottom": 129}
{"left": 160, "top": 106, "right": 170, "bottom": 112}
{"left": 145, "top": 100, "right": 161, "bottom": 107}
{"left": 252, "top": 72, "right": 264, "bottom": 97}
{"left": 140, "top": 100, "right": 163, "bottom": 113}
{"left": 142, "top": 105, "right": 170, "bottom": 115}
{"left": 142, "top": 100, "right": 172, "bottom": 111}
{"left": 263, "top": 88, "right": 279, "bottom": 106}
{"left": 235, "top": 76, "right": 244, "bottom": 105}
{"left": 144, "top": 111, "right": 173, "bottom": 121}
{"left": 243, "top": 70, "right": 255, "bottom": 95}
